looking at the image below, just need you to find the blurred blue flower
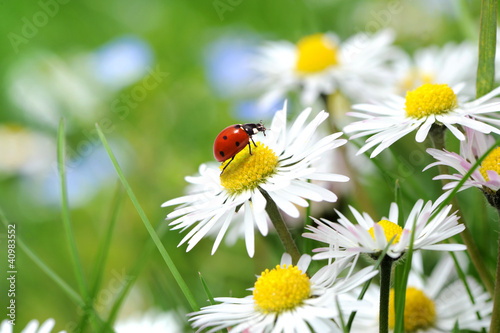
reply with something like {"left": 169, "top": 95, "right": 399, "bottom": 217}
{"left": 203, "top": 34, "right": 259, "bottom": 99}
{"left": 92, "top": 36, "right": 154, "bottom": 90}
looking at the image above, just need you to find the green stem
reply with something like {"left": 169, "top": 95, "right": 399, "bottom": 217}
{"left": 259, "top": 189, "right": 301, "bottom": 264}
{"left": 476, "top": 0, "right": 497, "bottom": 98}
{"left": 429, "top": 125, "right": 495, "bottom": 296}
{"left": 489, "top": 209, "right": 500, "bottom": 333}
{"left": 379, "top": 256, "right": 394, "bottom": 333}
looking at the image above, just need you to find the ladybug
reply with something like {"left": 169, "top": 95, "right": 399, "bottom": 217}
{"left": 214, "top": 122, "right": 266, "bottom": 173}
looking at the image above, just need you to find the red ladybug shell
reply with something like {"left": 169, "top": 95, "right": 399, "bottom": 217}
{"left": 213, "top": 125, "right": 250, "bottom": 162}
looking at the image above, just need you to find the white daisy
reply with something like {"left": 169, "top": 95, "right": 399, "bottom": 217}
{"left": 344, "top": 83, "right": 500, "bottom": 157}
{"left": 0, "top": 319, "right": 66, "bottom": 333}
{"left": 425, "top": 127, "right": 500, "bottom": 195}
{"left": 303, "top": 199, "right": 466, "bottom": 260}
{"left": 114, "top": 310, "right": 184, "bottom": 333}
{"left": 344, "top": 252, "right": 492, "bottom": 332}
{"left": 252, "top": 29, "right": 403, "bottom": 107}
{"left": 189, "top": 253, "right": 377, "bottom": 333}
{"left": 162, "top": 102, "right": 349, "bottom": 257}
{"left": 396, "top": 42, "right": 477, "bottom": 97}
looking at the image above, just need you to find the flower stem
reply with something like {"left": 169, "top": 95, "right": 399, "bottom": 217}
{"left": 476, "top": 0, "right": 497, "bottom": 98}
{"left": 260, "top": 189, "right": 301, "bottom": 264}
{"left": 429, "top": 124, "right": 495, "bottom": 295}
{"left": 489, "top": 208, "right": 500, "bottom": 333}
{"left": 379, "top": 256, "right": 394, "bottom": 333}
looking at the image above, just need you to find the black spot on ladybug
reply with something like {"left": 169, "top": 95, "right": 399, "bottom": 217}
{"left": 223, "top": 135, "right": 228, "bottom": 140}
{"left": 219, "top": 151, "right": 225, "bottom": 157}
{"left": 235, "top": 141, "right": 240, "bottom": 147}
{"left": 234, "top": 125, "right": 240, "bottom": 129}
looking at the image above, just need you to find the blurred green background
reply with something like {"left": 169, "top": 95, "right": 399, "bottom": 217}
{"left": 0, "top": 0, "right": 495, "bottom": 331}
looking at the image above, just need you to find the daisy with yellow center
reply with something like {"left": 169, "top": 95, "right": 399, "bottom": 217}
{"left": 426, "top": 127, "right": 500, "bottom": 203}
{"left": 304, "top": 199, "right": 465, "bottom": 261}
{"left": 345, "top": 252, "right": 493, "bottom": 333}
{"left": 252, "top": 29, "right": 402, "bottom": 108}
{"left": 189, "top": 254, "right": 378, "bottom": 333}
{"left": 396, "top": 42, "right": 477, "bottom": 96}
{"left": 162, "top": 103, "right": 349, "bottom": 258}
{"left": 344, "top": 83, "right": 500, "bottom": 158}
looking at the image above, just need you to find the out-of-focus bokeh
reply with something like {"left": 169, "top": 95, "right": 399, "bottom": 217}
{"left": 0, "top": 0, "right": 488, "bottom": 331}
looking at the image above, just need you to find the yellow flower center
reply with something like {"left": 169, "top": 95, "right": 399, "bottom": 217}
{"left": 404, "top": 83, "right": 457, "bottom": 119}
{"left": 220, "top": 142, "right": 279, "bottom": 195}
{"left": 480, "top": 147, "right": 500, "bottom": 181}
{"left": 295, "top": 33, "right": 339, "bottom": 74}
{"left": 253, "top": 264, "right": 311, "bottom": 314}
{"left": 389, "top": 287, "right": 436, "bottom": 332}
{"left": 368, "top": 219, "right": 403, "bottom": 244}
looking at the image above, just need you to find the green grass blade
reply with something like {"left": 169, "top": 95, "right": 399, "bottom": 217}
{"left": 199, "top": 272, "right": 217, "bottom": 306}
{"left": 0, "top": 208, "right": 83, "bottom": 306}
{"left": 90, "top": 183, "right": 125, "bottom": 295}
{"left": 476, "top": 0, "right": 497, "bottom": 98}
{"left": 0, "top": 208, "right": 113, "bottom": 332}
{"left": 57, "top": 118, "right": 89, "bottom": 298}
{"left": 104, "top": 223, "right": 167, "bottom": 329}
{"left": 95, "top": 124, "right": 200, "bottom": 312}
{"left": 77, "top": 183, "right": 125, "bottom": 332}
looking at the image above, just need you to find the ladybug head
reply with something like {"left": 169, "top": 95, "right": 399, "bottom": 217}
{"left": 242, "top": 121, "right": 266, "bottom": 137}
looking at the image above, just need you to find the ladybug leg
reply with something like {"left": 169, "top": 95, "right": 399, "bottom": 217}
{"left": 248, "top": 137, "right": 257, "bottom": 155}
{"left": 221, "top": 156, "right": 235, "bottom": 175}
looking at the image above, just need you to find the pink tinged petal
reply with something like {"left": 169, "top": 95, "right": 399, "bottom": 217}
{"left": 348, "top": 206, "right": 371, "bottom": 230}
{"left": 372, "top": 223, "right": 388, "bottom": 250}
{"left": 243, "top": 201, "right": 255, "bottom": 257}
{"left": 486, "top": 170, "right": 500, "bottom": 185}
